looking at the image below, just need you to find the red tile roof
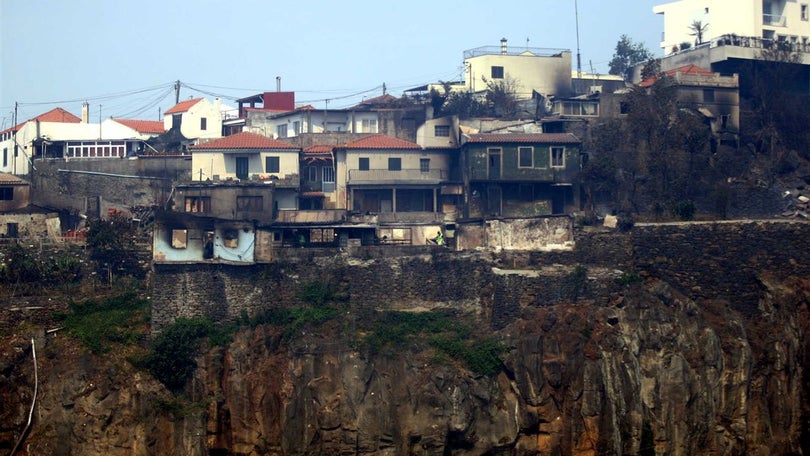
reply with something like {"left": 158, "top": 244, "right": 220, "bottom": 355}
{"left": 112, "top": 118, "right": 166, "bottom": 134}
{"left": 165, "top": 98, "right": 203, "bottom": 115}
{"left": 189, "top": 132, "right": 299, "bottom": 150}
{"left": 639, "top": 64, "right": 714, "bottom": 87}
{"left": 1, "top": 107, "right": 81, "bottom": 135}
{"left": 343, "top": 134, "right": 421, "bottom": 150}
{"left": 0, "top": 173, "right": 28, "bottom": 185}
{"left": 304, "top": 144, "right": 334, "bottom": 154}
{"left": 464, "top": 133, "right": 581, "bottom": 144}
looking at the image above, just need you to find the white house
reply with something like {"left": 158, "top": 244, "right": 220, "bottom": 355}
{"left": 164, "top": 97, "right": 223, "bottom": 140}
{"left": 463, "top": 39, "right": 573, "bottom": 99}
{"left": 654, "top": 0, "right": 810, "bottom": 54}
{"left": 0, "top": 107, "right": 170, "bottom": 175}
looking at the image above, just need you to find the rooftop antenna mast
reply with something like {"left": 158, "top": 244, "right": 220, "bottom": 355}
{"left": 574, "top": 0, "right": 582, "bottom": 79}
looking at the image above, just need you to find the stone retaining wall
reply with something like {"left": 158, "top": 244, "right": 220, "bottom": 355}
{"left": 149, "top": 220, "right": 810, "bottom": 331}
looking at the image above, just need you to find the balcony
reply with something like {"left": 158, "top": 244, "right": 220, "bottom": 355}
{"left": 348, "top": 169, "right": 447, "bottom": 185}
{"left": 763, "top": 13, "right": 786, "bottom": 26}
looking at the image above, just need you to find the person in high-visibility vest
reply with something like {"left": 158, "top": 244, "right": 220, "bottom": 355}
{"left": 435, "top": 230, "right": 444, "bottom": 245}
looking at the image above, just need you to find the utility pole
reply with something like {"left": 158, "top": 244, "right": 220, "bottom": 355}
{"left": 575, "top": 0, "right": 582, "bottom": 79}
{"left": 12, "top": 102, "right": 17, "bottom": 174}
{"left": 175, "top": 80, "right": 181, "bottom": 104}
{"left": 98, "top": 104, "right": 102, "bottom": 140}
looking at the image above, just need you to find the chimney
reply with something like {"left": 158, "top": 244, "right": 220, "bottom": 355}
{"left": 276, "top": 76, "right": 281, "bottom": 92}
{"left": 501, "top": 37, "right": 508, "bottom": 55}
{"left": 81, "top": 102, "right": 89, "bottom": 123}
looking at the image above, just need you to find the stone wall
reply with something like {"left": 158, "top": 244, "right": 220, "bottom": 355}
{"left": 31, "top": 157, "right": 191, "bottom": 215}
{"left": 150, "top": 219, "right": 810, "bottom": 332}
{"left": 631, "top": 220, "right": 810, "bottom": 316}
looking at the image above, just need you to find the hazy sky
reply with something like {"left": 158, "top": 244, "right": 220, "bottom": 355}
{"left": 1, "top": 0, "right": 664, "bottom": 126}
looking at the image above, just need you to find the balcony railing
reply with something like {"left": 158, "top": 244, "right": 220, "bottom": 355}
{"left": 763, "top": 13, "right": 786, "bottom": 26}
{"left": 348, "top": 169, "right": 447, "bottom": 183}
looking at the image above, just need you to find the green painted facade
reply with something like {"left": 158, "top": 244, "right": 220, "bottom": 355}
{"left": 465, "top": 142, "right": 580, "bottom": 182}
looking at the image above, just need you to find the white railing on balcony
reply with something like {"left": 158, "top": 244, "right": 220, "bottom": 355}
{"left": 348, "top": 169, "right": 447, "bottom": 183}
{"left": 763, "top": 13, "right": 786, "bottom": 26}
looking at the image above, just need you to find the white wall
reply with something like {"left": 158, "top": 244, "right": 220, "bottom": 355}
{"left": 164, "top": 98, "right": 223, "bottom": 140}
{"left": 465, "top": 51, "right": 572, "bottom": 98}
{"left": 654, "top": 0, "right": 810, "bottom": 54}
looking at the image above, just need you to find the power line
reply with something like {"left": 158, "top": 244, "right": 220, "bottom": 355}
{"left": 16, "top": 82, "right": 175, "bottom": 106}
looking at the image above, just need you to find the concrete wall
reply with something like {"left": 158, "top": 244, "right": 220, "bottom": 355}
{"left": 150, "top": 219, "right": 810, "bottom": 333}
{"left": 0, "top": 212, "right": 61, "bottom": 239}
{"left": 31, "top": 157, "right": 191, "bottom": 216}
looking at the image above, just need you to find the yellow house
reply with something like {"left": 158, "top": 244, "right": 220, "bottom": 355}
{"left": 189, "top": 132, "right": 301, "bottom": 209}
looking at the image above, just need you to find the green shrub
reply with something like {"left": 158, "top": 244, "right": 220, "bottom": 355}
{"left": 145, "top": 317, "right": 220, "bottom": 391}
{"left": 61, "top": 292, "right": 149, "bottom": 354}
{"left": 362, "top": 311, "right": 504, "bottom": 376}
{"left": 618, "top": 271, "right": 643, "bottom": 287}
{"left": 672, "top": 200, "right": 696, "bottom": 221}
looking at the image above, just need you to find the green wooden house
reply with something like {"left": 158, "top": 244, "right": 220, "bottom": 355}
{"left": 460, "top": 133, "right": 582, "bottom": 218}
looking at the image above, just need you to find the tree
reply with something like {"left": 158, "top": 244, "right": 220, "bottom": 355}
{"left": 482, "top": 75, "right": 520, "bottom": 118}
{"left": 440, "top": 91, "right": 487, "bottom": 119}
{"left": 688, "top": 20, "right": 709, "bottom": 45}
{"left": 609, "top": 35, "right": 654, "bottom": 78}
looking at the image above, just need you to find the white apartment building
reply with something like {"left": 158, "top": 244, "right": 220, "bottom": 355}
{"left": 654, "top": 0, "right": 810, "bottom": 54}
{"left": 463, "top": 39, "right": 573, "bottom": 99}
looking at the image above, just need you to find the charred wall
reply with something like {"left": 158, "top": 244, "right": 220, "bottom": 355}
{"left": 150, "top": 220, "right": 810, "bottom": 332}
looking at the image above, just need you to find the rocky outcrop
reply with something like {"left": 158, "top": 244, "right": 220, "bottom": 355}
{"left": 3, "top": 221, "right": 810, "bottom": 455}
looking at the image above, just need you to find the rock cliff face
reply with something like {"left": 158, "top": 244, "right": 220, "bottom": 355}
{"left": 3, "top": 273, "right": 808, "bottom": 455}
{"left": 3, "top": 221, "right": 810, "bottom": 455}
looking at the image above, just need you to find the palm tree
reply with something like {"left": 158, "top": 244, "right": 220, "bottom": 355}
{"left": 689, "top": 20, "right": 709, "bottom": 45}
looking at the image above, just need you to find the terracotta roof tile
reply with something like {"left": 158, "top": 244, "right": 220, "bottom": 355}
{"left": 0, "top": 173, "right": 28, "bottom": 185}
{"left": 465, "top": 133, "right": 580, "bottom": 144}
{"left": 343, "top": 134, "right": 421, "bottom": 150}
{"left": 189, "top": 132, "right": 299, "bottom": 150}
{"left": 1, "top": 107, "right": 81, "bottom": 135}
{"left": 304, "top": 145, "right": 334, "bottom": 154}
{"left": 112, "top": 118, "right": 166, "bottom": 134}
{"left": 165, "top": 98, "right": 203, "bottom": 115}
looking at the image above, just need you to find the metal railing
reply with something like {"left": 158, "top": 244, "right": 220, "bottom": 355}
{"left": 348, "top": 169, "right": 447, "bottom": 183}
{"left": 463, "top": 45, "right": 569, "bottom": 59}
{"left": 762, "top": 13, "right": 786, "bottom": 26}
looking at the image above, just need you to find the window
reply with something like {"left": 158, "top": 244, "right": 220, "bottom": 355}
{"left": 293, "top": 121, "right": 301, "bottom": 135}
{"left": 420, "top": 158, "right": 430, "bottom": 173}
{"left": 2, "top": 148, "right": 6, "bottom": 167}
{"left": 802, "top": 4, "right": 808, "bottom": 20}
{"left": 184, "top": 196, "right": 211, "bottom": 213}
{"left": 361, "top": 119, "right": 377, "bottom": 133}
{"left": 0, "top": 187, "right": 13, "bottom": 200}
{"left": 491, "top": 66, "right": 504, "bottom": 79}
{"left": 266, "top": 156, "right": 280, "bottom": 173}
{"left": 322, "top": 166, "right": 335, "bottom": 183}
{"left": 388, "top": 157, "right": 401, "bottom": 171}
{"left": 171, "top": 229, "right": 188, "bottom": 249}
{"left": 434, "top": 125, "right": 450, "bottom": 137}
{"left": 550, "top": 147, "right": 565, "bottom": 168}
{"left": 620, "top": 102, "right": 630, "bottom": 114}
{"left": 358, "top": 157, "right": 370, "bottom": 170}
{"left": 200, "top": 117, "right": 207, "bottom": 130}
{"left": 308, "top": 166, "right": 318, "bottom": 181}
{"left": 518, "top": 147, "right": 533, "bottom": 167}
{"left": 703, "top": 89, "right": 715, "bottom": 102}
{"left": 720, "top": 114, "right": 729, "bottom": 129}
{"left": 402, "top": 118, "right": 416, "bottom": 130}
{"left": 236, "top": 196, "right": 263, "bottom": 212}
{"left": 276, "top": 124, "right": 287, "bottom": 138}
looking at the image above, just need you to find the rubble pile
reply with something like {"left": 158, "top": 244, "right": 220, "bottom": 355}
{"left": 781, "top": 188, "right": 809, "bottom": 218}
